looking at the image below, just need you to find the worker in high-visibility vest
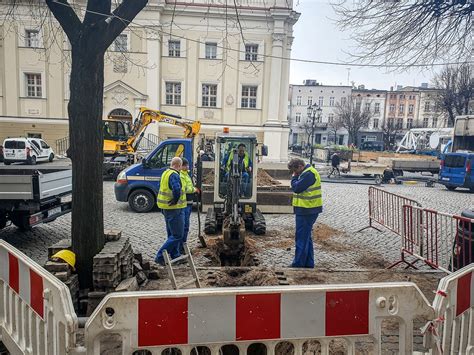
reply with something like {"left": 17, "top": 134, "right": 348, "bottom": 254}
{"left": 224, "top": 143, "right": 252, "bottom": 196}
{"left": 179, "top": 157, "right": 198, "bottom": 253}
{"left": 288, "top": 158, "right": 323, "bottom": 268}
{"left": 155, "top": 157, "right": 187, "bottom": 265}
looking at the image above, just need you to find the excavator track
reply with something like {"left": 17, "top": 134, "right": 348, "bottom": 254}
{"left": 204, "top": 207, "right": 217, "bottom": 234}
{"left": 252, "top": 209, "right": 266, "bottom": 235}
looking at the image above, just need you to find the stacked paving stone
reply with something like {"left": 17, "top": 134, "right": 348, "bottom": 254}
{"left": 45, "top": 239, "right": 79, "bottom": 309}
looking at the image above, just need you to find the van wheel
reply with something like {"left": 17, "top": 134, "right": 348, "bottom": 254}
{"left": 49, "top": 153, "right": 54, "bottom": 162}
{"left": 446, "top": 186, "right": 456, "bottom": 191}
{"left": 128, "top": 189, "right": 155, "bottom": 213}
{"left": 27, "top": 156, "right": 37, "bottom": 165}
{"left": 9, "top": 212, "right": 31, "bottom": 231}
{"left": 4, "top": 161, "right": 11, "bottom": 165}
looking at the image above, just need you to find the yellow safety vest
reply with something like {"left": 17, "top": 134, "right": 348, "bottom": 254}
{"left": 157, "top": 169, "right": 187, "bottom": 210}
{"left": 292, "top": 166, "right": 323, "bottom": 209}
{"left": 180, "top": 170, "right": 195, "bottom": 205}
{"left": 226, "top": 152, "right": 250, "bottom": 171}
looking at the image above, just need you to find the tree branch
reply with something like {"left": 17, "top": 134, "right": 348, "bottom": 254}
{"left": 100, "top": 0, "right": 148, "bottom": 51}
{"left": 84, "top": 0, "right": 112, "bottom": 27}
{"left": 45, "top": 0, "right": 82, "bottom": 43}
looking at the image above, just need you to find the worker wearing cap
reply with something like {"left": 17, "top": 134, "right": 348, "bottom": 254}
{"left": 179, "top": 157, "right": 197, "bottom": 253}
{"left": 155, "top": 157, "right": 187, "bottom": 265}
{"left": 288, "top": 158, "right": 323, "bottom": 268}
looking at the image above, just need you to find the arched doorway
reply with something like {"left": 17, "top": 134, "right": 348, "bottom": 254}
{"left": 107, "top": 108, "right": 133, "bottom": 122}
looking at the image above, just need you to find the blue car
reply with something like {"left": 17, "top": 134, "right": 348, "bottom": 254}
{"left": 114, "top": 138, "right": 194, "bottom": 212}
{"left": 439, "top": 152, "right": 474, "bottom": 192}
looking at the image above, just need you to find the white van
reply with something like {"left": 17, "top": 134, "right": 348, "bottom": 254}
{"left": 3, "top": 138, "right": 55, "bottom": 165}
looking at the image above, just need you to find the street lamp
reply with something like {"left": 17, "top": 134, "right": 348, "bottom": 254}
{"left": 307, "top": 103, "right": 322, "bottom": 165}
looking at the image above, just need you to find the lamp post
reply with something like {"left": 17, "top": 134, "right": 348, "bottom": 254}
{"left": 307, "top": 103, "right": 322, "bottom": 166}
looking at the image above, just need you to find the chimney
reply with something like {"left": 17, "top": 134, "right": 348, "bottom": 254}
{"left": 390, "top": 86, "right": 393, "bottom": 91}
{"left": 420, "top": 82, "right": 429, "bottom": 88}
{"left": 358, "top": 84, "right": 365, "bottom": 90}
{"left": 397, "top": 85, "right": 403, "bottom": 90}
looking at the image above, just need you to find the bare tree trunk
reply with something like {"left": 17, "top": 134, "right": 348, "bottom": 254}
{"left": 69, "top": 46, "right": 105, "bottom": 289}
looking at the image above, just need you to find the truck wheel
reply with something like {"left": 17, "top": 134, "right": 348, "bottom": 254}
{"left": 4, "top": 161, "right": 11, "bottom": 165}
{"left": 49, "top": 153, "right": 54, "bottom": 162}
{"left": 9, "top": 213, "right": 31, "bottom": 231}
{"left": 128, "top": 189, "right": 155, "bottom": 213}
{"left": 446, "top": 186, "right": 457, "bottom": 191}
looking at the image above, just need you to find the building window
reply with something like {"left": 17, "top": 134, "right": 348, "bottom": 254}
{"left": 365, "top": 102, "right": 371, "bottom": 111}
{"left": 423, "top": 117, "right": 429, "bottom": 128}
{"left": 373, "top": 118, "right": 379, "bottom": 128}
{"left": 25, "top": 73, "right": 42, "bottom": 97}
{"left": 244, "top": 44, "right": 258, "bottom": 61}
{"left": 295, "top": 113, "right": 301, "bottom": 123}
{"left": 390, "top": 94, "right": 396, "bottom": 99}
{"left": 424, "top": 101, "right": 430, "bottom": 112}
{"left": 399, "top": 104, "right": 404, "bottom": 113}
{"left": 329, "top": 97, "right": 335, "bottom": 106}
{"left": 25, "top": 30, "right": 39, "bottom": 48}
{"left": 114, "top": 34, "right": 128, "bottom": 51}
{"left": 389, "top": 104, "right": 395, "bottom": 113}
{"left": 165, "top": 82, "right": 181, "bottom": 105}
{"left": 432, "top": 117, "right": 438, "bottom": 127}
{"left": 374, "top": 103, "right": 380, "bottom": 113}
{"left": 407, "top": 118, "right": 413, "bottom": 128}
{"left": 168, "top": 40, "right": 181, "bottom": 57}
{"left": 202, "top": 84, "right": 217, "bottom": 107}
{"left": 396, "top": 118, "right": 403, "bottom": 129}
{"left": 241, "top": 85, "right": 257, "bottom": 108}
{"left": 328, "top": 113, "right": 334, "bottom": 123}
{"left": 307, "top": 97, "right": 312, "bottom": 106}
{"left": 399, "top": 94, "right": 405, "bottom": 99}
{"left": 296, "top": 96, "right": 301, "bottom": 105}
{"left": 408, "top": 104, "right": 414, "bottom": 114}
{"left": 318, "top": 96, "right": 324, "bottom": 106}
{"left": 205, "top": 42, "right": 217, "bottom": 59}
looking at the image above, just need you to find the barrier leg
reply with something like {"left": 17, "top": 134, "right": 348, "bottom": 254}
{"left": 357, "top": 219, "right": 383, "bottom": 233}
{"left": 387, "top": 251, "right": 420, "bottom": 270}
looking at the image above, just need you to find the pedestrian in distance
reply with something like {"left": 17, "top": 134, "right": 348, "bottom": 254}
{"left": 155, "top": 157, "right": 187, "bottom": 265}
{"left": 328, "top": 152, "right": 341, "bottom": 178}
{"left": 179, "top": 157, "right": 198, "bottom": 254}
{"left": 288, "top": 158, "right": 323, "bottom": 268}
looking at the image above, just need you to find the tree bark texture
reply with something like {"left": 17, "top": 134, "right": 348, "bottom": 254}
{"left": 69, "top": 45, "right": 105, "bottom": 289}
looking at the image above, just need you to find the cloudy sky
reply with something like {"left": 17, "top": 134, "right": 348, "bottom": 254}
{"left": 289, "top": 0, "right": 439, "bottom": 90}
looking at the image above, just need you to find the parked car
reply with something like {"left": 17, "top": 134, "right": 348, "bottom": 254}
{"left": 0, "top": 145, "right": 3, "bottom": 162}
{"left": 439, "top": 152, "right": 474, "bottom": 192}
{"left": 2, "top": 138, "right": 55, "bottom": 165}
{"left": 360, "top": 141, "right": 384, "bottom": 151}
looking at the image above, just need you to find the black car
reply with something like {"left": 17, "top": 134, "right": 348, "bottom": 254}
{"left": 360, "top": 141, "right": 384, "bottom": 151}
{"left": 0, "top": 145, "right": 3, "bottom": 162}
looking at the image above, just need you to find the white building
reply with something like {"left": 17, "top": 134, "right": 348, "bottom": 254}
{"left": 352, "top": 87, "right": 386, "bottom": 145}
{"left": 288, "top": 80, "right": 351, "bottom": 147}
{"left": 0, "top": 0, "right": 299, "bottom": 162}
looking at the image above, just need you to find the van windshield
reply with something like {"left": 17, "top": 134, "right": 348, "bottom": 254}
{"left": 4, "top": 141, "right": 25, "bottom": 149}
{"left": 445, "top": 155, "right": 466, "bottom": 168}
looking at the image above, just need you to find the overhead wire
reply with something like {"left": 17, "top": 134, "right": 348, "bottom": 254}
{"left": 51, "top": 0, "right": 473, "bottom": 68}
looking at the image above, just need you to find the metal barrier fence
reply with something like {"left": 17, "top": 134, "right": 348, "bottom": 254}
{"left": 389, "top": 205, "right": 473, "bottom": 273}
{"left": 424, "top": 264, "right": 474, "bottom": 354}
{"left": 0, "top": 240, "right": 82, "bottom": 355}
{"left": 85, "top": 283, "right": 435, "bottom": 354}
{"left": 359, "top": 186, "right": 422, "bottom": 236}
{"left": 55, "top": 136, "right": 69, "bottom": 157}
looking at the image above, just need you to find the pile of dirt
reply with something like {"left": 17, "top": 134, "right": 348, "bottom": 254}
{"left": 203, "top": 236, "right": 258, "bottom": 266}
{"left": 210, "top": 268, "right": 280, "bottom": 287}
{"left": 201, "top": 169, "right": 281, "bottom": 186}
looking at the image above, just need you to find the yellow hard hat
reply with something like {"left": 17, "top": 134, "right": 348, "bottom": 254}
{"left": 51, "top": 250, "right": 76, "bottom": 269}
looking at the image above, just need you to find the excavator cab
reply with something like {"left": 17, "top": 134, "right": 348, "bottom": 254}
{"left": 103, "top": 120, "right": 130, "bottom": 142}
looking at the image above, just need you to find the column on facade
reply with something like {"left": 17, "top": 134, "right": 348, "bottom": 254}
{"left": 145, "top": 27, "right": 161, "bottom": 138}
{"left": 263, "top": 10, "right": 292, "bottom": 162}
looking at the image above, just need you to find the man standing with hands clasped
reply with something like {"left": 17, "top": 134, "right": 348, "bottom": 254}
{"left": 287, "top": 158, "right": 323, "bottom": 268}
{"left": 155, "top": 157, "right": 187, "bottom": 265}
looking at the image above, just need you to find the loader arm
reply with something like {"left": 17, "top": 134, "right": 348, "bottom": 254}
{"left": 127, "top": 107, "right": 201, "bottom": 152}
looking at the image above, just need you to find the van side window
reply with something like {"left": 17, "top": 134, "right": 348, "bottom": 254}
{"left": 40, "top": 141, "right": 49, "bottom": 149}
{"left": 147, "top": 143, "right": 185, "bottom": 169}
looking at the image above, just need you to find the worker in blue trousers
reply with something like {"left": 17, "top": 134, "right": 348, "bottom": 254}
{"left": 179, "top": 157, "right": 198, "bottom": 254}
{"left": 288, "top": 158, "right": 323, "bottom": 268}
{"left": 155, "top": 157, "right": 187, "bottom": 265}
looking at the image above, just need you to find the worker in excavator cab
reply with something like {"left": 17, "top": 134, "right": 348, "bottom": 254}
{"left": 224, "top": 143, "right": 252, "bottom": 196}
{"left": 288, "top": 158, "right": 323, "bottom": 268}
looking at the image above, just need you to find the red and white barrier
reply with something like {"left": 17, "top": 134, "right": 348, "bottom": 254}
{"left": 425, "top": 264, "right": 474, "bottom": 354}
{"left": 85, "top": 283, "right": 434, "bottom": 354}
{"left": 390, "top": 205, "right": 473, "bottom": 272}
{"left": 0, "top": 240, "right": 81, "bottom": 355}
{"left": 359, "top": 186, "right": 422, "bottom": 236}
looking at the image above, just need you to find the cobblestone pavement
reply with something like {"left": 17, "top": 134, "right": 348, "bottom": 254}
{"left": 1, "top": 179, "right": 472, "bottom": 269}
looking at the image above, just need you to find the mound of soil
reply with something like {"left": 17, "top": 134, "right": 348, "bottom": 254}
{"left": 210, "top": 268, "right": 280, "bottom": 287}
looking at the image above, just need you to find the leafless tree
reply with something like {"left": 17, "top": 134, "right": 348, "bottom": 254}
{"left": 334, "top": 97, "right": 372, "bottom": 145}
{"left": 327, "top": 117, "right": 344, "bottom": 145}
{"left": 433, "top": 63, "right": 474, "bottom": 126}
{"left": 299, "top": 120, "right": 314, "bottom": 150}
{"left": 382, "top": 118, "right": 402, "bottom": 151}
{"left": 333, "top": 0, "right": 473, "bottom": 67}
